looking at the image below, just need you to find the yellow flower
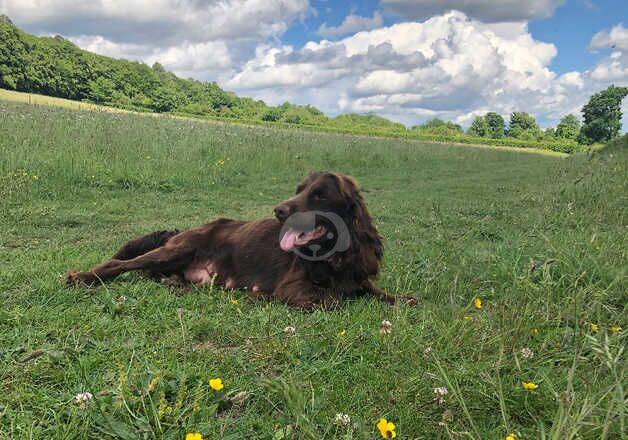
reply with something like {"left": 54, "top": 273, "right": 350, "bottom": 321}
{"left": 230, "top": 298, "right": 238, "bottom": 305}
{"left": 473, "top": 297, "right": 482, "bottom": 309}
{"left": 463, "top": 315, "right": 473, "bottom": 321}
{"left": 376, "top": 418, "right": 397, "bottom": 439}
{"left": 338, "top": 329, "right": 346, "bottom": 336}
{"left": 522, "top": 381, "right": 538, "bottom": 391}
{"left": 590, "top": 323, "right": 599, "bottom": 332}
{"left": 505, "top": 433, "right": 516, "bottom": 440}
{"left": 209, "top": 378, "right": 224, "bottom": 391}
{"left": 609, "top": 325, "right": 622, "bottom": 333}
{"left": 533, "top": 328, "right": 539, "bottom": 335}
{"left": 186, "top": 433, "right": 202, "bottom": 440}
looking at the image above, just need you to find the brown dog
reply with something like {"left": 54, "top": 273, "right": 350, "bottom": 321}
{"left": 66, "top": 171, "right": 415, "bottom": 309}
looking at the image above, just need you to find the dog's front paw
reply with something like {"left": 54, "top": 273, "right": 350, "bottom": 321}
{"left": 65, "top": 271, "right": 98, "bottom": 287}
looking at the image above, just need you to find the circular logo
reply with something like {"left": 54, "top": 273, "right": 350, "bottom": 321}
{"left": 278, "top": 210, "right": 351, "bottom": 261}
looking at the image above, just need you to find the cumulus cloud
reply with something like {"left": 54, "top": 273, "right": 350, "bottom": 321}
{"left": 228, "top": 13, "right": 552, "bottom": 121}
{"left": 1, "top": 0, "right": 310, "bottom": 81}
{"left": 588, "top": 23, "right": 628, "bottom": 51}
{"left": 70, "top": 35, "right": 234, "bottom": 79}
{"left": 586, "top": 24, "right": 628, "bottom": 84}
{"left": 381, "top": 0, "right": 565, "bottom": 23}
{"left": 588, "top": 51, "right": 628, "bottom": 82}
{"left": 227, "top": 12, "right": 628, "bottom": 128}
{"left": 318, "top": 11, "right": 383, "bottom": 38}
{"left": 1, "top": 0, "right": 310, "bottom": 45}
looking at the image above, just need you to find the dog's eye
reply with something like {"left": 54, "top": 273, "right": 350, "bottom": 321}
{"left": 311, "top": 190, "right": 326, "bottom": 201}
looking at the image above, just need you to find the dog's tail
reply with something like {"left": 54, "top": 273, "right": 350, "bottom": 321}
{"left": 111, "top": 230, "right": 180, "bottom": 260}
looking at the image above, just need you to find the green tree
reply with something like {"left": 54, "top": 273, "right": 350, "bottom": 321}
{"left": 151, "top": 62, "right": 166, "bottom": 74}
{"left": 508, "top": 112, "right": 540, "bottom": 139}
{"left": 150, "top": 86, "right": 179, "bottom": 112}
{"left": 262, "top": 107, "right": 283, "bottom": 122}
{"left": 485, "top": 112, "right": 505, "bottom": 138}
{"left": 543, "top": 127, "right": 556, "bottom": 139}
{"left": 468, "top": 116, "right": 489, "bottom": 137}
{"left": 578, "top": 85, "right": 628, "bottom": 144}
{"left": 555, "top": 114, "right": 580, "bottom": 140}
{"left": 416, "top": 118, "right": 463, "bottom": 132}
{"left": 88, "top": 77, "right": 117, "bottom": 104}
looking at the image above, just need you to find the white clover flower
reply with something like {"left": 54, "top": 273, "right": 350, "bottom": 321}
{"left": 75, "top": 392, "right": 93, "bottom": 406}
{"left": 334, "top": 413, "right": 351, "bottom": 426}
{"left": 434, "top": 387, "right": 448, "bottom": 404}
{"left": 520, "top": 347, "right": 534, "bottom": 359}
{"left": 283, "top": 325, "right": 296, "bottom": 335}
{"left": 379, "top": 320, "right": 393, "bottom": 335}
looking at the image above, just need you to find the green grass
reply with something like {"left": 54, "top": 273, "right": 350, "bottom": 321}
{"left": 1, "top": 88, "right": 579, "bottom": 156}
{"left": 0, "top": 88, "right": 116, "bottom": 112}
{"left": 0, "top": 100, "right": 625, "bottom": 439}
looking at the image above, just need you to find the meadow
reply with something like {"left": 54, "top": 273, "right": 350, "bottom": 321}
{"left": 0, "top": 100, "right": 625, "bottom": 439}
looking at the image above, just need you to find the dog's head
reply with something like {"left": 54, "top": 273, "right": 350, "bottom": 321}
{"left": 274, "top": 171, "right": 383, "bottom": 278}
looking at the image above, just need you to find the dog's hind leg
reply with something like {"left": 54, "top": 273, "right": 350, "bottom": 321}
{"left": 111, "top": 230, "right": 179, "bottom": 260}
{"left": 66, "top": 243, "right": 194, "bottom": 287}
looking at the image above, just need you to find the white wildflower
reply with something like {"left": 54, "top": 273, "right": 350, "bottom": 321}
{"left": 333, "top": 413, "right": 351, "bottom": 426}
{"left": 283, "top": 326, "right": 296, "bottom": 335}
{"left": 520, "top": 347, "right": 534, "bottom": 359}
{"left": 434, "top": 387, "right": 448, "bottom": 404}
{"left": 379, "top": 319, "right": 393, "bottom": 336}
{"left": 75, "top": 392, "right": 93, "bottom": 407}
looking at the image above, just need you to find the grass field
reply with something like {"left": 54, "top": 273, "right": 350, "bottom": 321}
{"left": 0, "top": 89, "right": 111, "bottom": 112}
{"left": 0, "top": 100, "right": 625, "bottom": 439}
{"left": 0, "top": 88, "right": 576, "bottom": 157}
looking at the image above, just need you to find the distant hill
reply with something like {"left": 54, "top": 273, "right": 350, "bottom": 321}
{"left": 0, "top": 15, "right": 402, "bottom": 130}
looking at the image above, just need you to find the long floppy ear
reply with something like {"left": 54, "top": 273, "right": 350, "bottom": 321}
{"left": 329, "top": 174, "right": 384, "bottom": 279}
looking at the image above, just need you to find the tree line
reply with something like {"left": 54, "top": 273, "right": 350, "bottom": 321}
{"left": 461, "top": 85, "right": 627, "bottom": 145}
{"left": 1, "top": 15, "right": 626, "bottom": 152}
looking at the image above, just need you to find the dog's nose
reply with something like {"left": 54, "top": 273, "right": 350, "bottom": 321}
{"left": 274, "top": 204, "right": 291, "bottom": 221}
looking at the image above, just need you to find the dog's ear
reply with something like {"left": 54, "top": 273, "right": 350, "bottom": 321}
{"left": 328, "top": 173, "right": 383, "bottom": 279}
{"left": 329, "top": 173, "right": 359, "bottom": 213}
{"left": 334, "top": 173, "right": 359, "bottom": 198}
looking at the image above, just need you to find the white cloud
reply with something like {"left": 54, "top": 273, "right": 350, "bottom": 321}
{"left": 585, "top": 24, "right": 628, "bottom": 100}
{"left": 588, "top": 23, "right": 628, "bottom": 51}
{"left": 381, "top": 0, "right": 565, "bottom": 23}
{"left": 1, "top": 0, "right": 310, "bottom": 44}
{"left": 318, "top": 11, "right": 383, "bottom": 38}
{"left": 69, "top": 34, "right": 240, "bottom": 80}
{"left": 2, "top": 0, "right": 310, "bottom": 82}
{"left": 227, "top": 12, "right": 628, "bottom": 128}
{"left": 69, "top": 36, "right": 149, "bottom": 61}
{"left": 589, "top": 51, "right": 628, "bottom": 82}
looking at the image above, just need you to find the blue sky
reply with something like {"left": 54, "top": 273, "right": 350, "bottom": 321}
{"left": 2, "top": 0, "right": 627, "bottom": 128}
{"left": 529, "top": 0, "right": 627, "bottom": 73}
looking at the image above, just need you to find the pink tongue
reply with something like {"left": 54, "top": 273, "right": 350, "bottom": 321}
{"left": 280, "top": 228, "right": 300, "bottom": 251}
